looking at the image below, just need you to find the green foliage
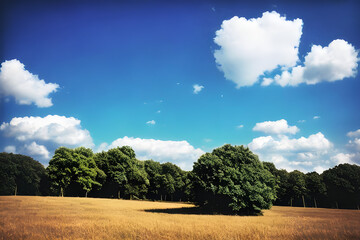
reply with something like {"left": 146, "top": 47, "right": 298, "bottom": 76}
{"left": 192, "top": 144, "right": 277, "bottom": 214}
{"left": 94, "top": 146, "right": 149, "bottom": 199}
{"left": 322, "top": 164, "right": 360, "bottom": 209}
{"left": 47, "top": 147, "right": 102, "bottom": 196}
{"left": 0, "top": 152, "right": 46, "bottom": 196}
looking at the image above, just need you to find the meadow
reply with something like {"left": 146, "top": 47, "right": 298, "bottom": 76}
{"left": 0, "top": 196, "right": 359, "bottom": 240}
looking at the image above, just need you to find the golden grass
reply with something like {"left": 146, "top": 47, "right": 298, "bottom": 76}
{"left": 0, "top": 196, "right": 359, "bottom": 240}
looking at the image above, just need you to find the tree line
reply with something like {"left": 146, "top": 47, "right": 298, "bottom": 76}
{"left": 1, "top": 144, "right": 359, "bottom": 213}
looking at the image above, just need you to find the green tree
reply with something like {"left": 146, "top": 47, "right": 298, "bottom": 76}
{"left": 47, "top": 147, "right": 74, "bottom": 196}
{"left": 305, "top": 172, "right": 326, "bottom": 208}
{"left": 288, "top": 170, "right": 307, "bottom": 207}
{"left": 192, "top": 144, "right": 277, "bottom": 214}
{"left": 47, "top": 147, "right": 102, "bottom": 197}
{"left": 0, "top": 153, "right": 46, "bottom": 196}
{"left": 73, "top": 147, "right": 103, "bottom": 197}
{"left": 322, "top": 164, "right": 360, "bottom": 209}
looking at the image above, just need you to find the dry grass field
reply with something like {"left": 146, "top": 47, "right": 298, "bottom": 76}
{"left": 0, "top": 196, "right": 359, "bottom": 240}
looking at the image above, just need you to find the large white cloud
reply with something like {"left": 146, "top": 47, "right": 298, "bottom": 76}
{"left": 249, "top": 132, "right": 332, "bottom": 153}
{"left": 253, "top": 119, "right": 299, "bottom": 135}
{"left": 214, "top": 11, "right": 303, "bottom": 88}
{"left": 248, "top": 132, "right": 333, "bottom": 172}
{"left": 0, "top": 59, "right": 59, "bottom": 107}
{"left": 1, "top": 115, "right": 94, "bottom": 163}
{"left": 107, "top": 136, "right": 205, "bottom": 170}
{"left": 272, "top": 39, "right": 359, "bottom": 86}
{"left": 1, "top": 115, "right": 94, "bottom": 148}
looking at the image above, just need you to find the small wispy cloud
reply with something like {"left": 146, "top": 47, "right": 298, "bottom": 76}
{"left": 193, "top": 84, "right": 204, "bottom": 94}
{"left": 204, "top": 138, "right": 212, "bottom": 143}
{"left": 313, "top": 116, "right": 320, "bottom": 119}
{"left": 146, "top": 120, "right": 156, "bottom": 125}
{"left": 237, "top": 124, "right": 244, "bottom": 129}
{"left": 156, "top": 110, "right": 161, "bottom": 113}
{"left": 298, "top": 120, "right": 306, "bottom": 123}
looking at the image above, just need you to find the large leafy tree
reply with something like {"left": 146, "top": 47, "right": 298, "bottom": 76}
{"left": 322, "top": 164, "right": 360, "bottom": 209}
{"left": 192, "top": 144, "right": 277, "bottom": 214}
{"left": 47, "top": 147, "right": 102, "bottom": 197}
{"left": 47, "top": 147, "right": 74, "bottom": 196}
{"left": 97, "top": 146, "right": 149, "bottom": 199}
{"left": 0, "top": 153, "right": 46, "bottom": 196}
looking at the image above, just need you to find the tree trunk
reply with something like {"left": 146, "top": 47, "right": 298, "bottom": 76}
{"left": 302, "top": 195, "right": 306, "bottom": 208}
{"left": 60, "top": 187, "right": 64, "bottom": 197}
{"left": 314, "top": 196, "right": 317, "bottom": 208}
{"left": 165, "top": 195, "right": 167, "bottom": 201}
{"left": 335, "top": 201, "right": 339, "bottom": 209}
{"left": 118, "top": 190, "right": 120, "bottom": 199}
{"left": 290, "top": 198, "right": 293, "bottom": 207}
{"left": 85, "top": 190, "right": 88, "bottom": 198}
{"left": 14, "top": 184, "right": 17, "bottom": 196}
{"left": 160, "top": 195, "right": 163, "bottom": 201}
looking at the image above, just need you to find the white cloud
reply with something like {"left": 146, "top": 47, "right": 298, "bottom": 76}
{"left": 314, "top": 166, "right": 326, "bottom": 174}
{"left": 24, "top": 142, "right": 50, "bottom": 159}
{"left": 347, "top": 129, "right": 360, "bottom": 138}
{"left": 0, "top": 59, "right": 59, "bottom": 107}
{"left": 96, "top": 142, "right": 109, "bottom": 153}
{"left": 331, "top": 153, "right": 355, "bottom": 165}
{"left": 237, "top": 124, "right": 244, "bottom": 129}
{"left": 0, "top": 115, "right": 94, "bottom": 148}
{"left": 214, "top": 11, "right": 303, "bottom": 88}
{"left": 298, "top": 120, "right": 306, "bottom": 123}
{"left": 146, "top": 120, "right": 156, "bottom": 125}
{"left": 4, "top": 145, "right": 16, "bottom": 153}
{"left": 156, "top": 110, "right": 161, "bottom": 114}
{"left": 108, "top": 136, "right": 205, "bottom": 170}
{"left": 248, "top": 132, "right": 333, "bottom": 172}
{"left": 348, "top": 138, "right": 360, "bottom": 151}
{"left": 272, "top": 40, "right": 359, "bottom": 86}
{"left": 249, "top": 132, "right": 332, "bottom": 153}
{"left": 193, "top": 84, "right": 204, "bottom": 94}
{"left": 253, "top": 119, "right": 299, "bottom": 135}
{"left": 313, "top": 116, "right": 320, "bottom": 119}
{"left": 261, "top": 78, "right": 274, "bottom": 87}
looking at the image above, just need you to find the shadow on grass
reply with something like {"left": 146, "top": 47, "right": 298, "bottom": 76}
{"left": 144, "top": 206, "right": 262, "bottom": 216}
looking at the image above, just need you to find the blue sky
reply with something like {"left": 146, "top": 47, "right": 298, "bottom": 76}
{"left": 1, "top": 0, "right": 359, "bottom": 172}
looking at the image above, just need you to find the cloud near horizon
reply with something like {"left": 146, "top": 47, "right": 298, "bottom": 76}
{"left": 106, "top": 136, "right": 205, "bottom": 171}
{"left": 0, "top": 59, "right": 59, "bottom": 107}
{"left": 248, "top": 131, "right": 334, "bottom": 173}
{"left": 1, "top": 115, "right": 94, "bottom": 161}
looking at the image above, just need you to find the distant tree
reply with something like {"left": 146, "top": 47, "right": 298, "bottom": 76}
{"left": 305, "top": 172, "right": 326, "bottom": 208}
{"left": 98, "top": 146, "right": 149, "bottom": 199}
{"left": 0, "top": 152, "right": 46, "bottom": 196}
{"left": 47, "top": 147, "right": 102, "bottom": 197}
{"left": 288, "top": 170, "right": 307, "bottom": 207}
{"left": 47, "top": 147, "right": 74, "bottom": 196}
{"left": 161, "top": 162, "right": 186, "bottom": 201}
{"left": 72, "top": 147, "right": 103, "bottom": 197}
{"left": 144, "top": 160, "right": 163, "bottom": 200}
{"left": 192, "top": 144, "right": 277, "bottom": 214}
{"left": 322, "top": 164, "right": 360, "bottom": 209}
